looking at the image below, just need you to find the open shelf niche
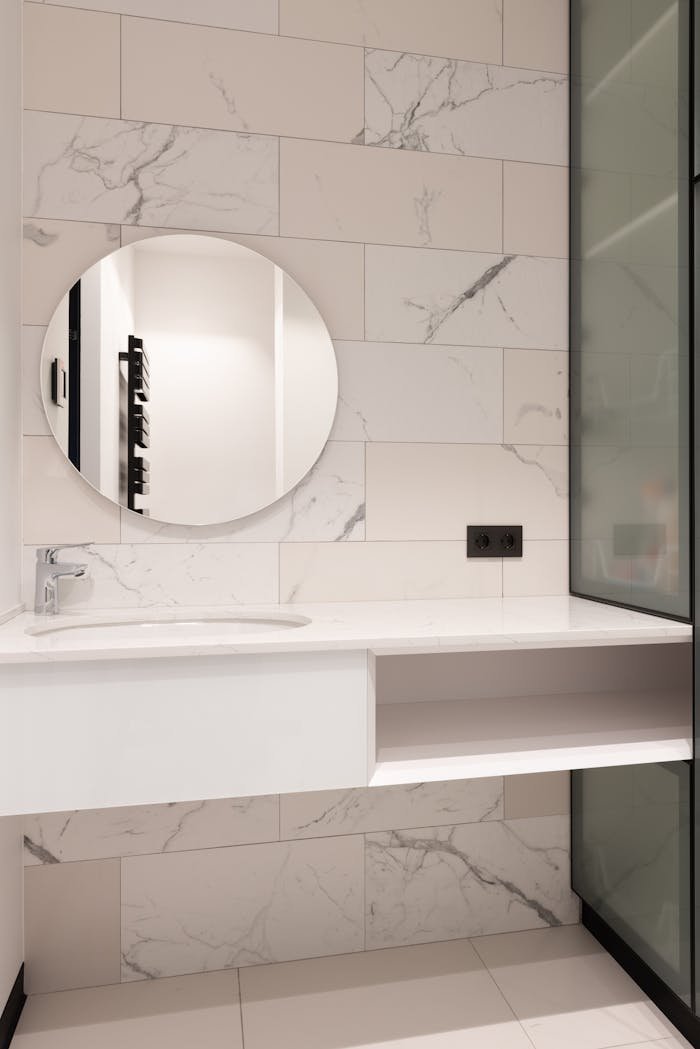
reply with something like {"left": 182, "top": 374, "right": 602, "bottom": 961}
{"left": 370, "top": 643, "right": 692, "bottom": 786}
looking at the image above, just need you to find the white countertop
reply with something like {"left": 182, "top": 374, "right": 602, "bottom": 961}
{"left": 0, "top": 596, "right": 690, "bottom": 664}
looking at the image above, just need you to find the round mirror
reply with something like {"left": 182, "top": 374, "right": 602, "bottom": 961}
{"left": 40, "top": 234, "right": 338, "bottom": 526}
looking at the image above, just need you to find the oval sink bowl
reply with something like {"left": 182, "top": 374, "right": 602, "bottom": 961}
{"left": 26, "top": 611, "right": 310, "bottom": 643}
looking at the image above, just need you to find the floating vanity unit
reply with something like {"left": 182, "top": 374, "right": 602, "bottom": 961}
{"left": 0, "top": 596, "right": 690, "bottom": 817}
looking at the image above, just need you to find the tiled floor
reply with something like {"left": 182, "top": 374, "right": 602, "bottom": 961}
{"left": 12, "top": 925, "right": 693, "bottom": 1049}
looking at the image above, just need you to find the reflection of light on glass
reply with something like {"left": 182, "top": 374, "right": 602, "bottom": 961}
{"left": 274, "top": 264, "right": 284, "bottom": 498}
{"left": 584, "top": 4, "right": 677, "bottom": 104}
{"left": 584, "top": 193, "right": 677, "bottom": 260}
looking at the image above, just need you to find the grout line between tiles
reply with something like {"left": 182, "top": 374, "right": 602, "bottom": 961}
{"left": 22, "top": 108, "right": 569, "bottom": 174}
{"left": 23, "top": 211, "right": 571, "bottom": 262}
{"left": 469, "top": 935, "right": 539, "bottom": 1049}
{"left": 26, "top": 1, "right": 568, "bottom": 76}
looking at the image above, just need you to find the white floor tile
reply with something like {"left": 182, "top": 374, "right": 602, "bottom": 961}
{"left": 471, "top": 925, "right": 681, "bottom": 1049}
{"left": 239, "top": 938, "right": 533, "bottom": 1049}
{"left": 12, "top": 971, "right": 242, "bottom": 1049}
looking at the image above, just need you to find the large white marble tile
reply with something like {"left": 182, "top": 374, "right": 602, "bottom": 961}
{"left": 365, "top": 50, "right": 567, "bottom": 166}
{"left": 472, "top": 925, "right": 679, "bottom": 1049}
{"left": 280, "top": 779, "right": 503, "bottom": 840}
{"left": 239, "top": 938, "right": 533, "bottom": 1049}
{"left": 24, "top": 795, "right": 279, "bottom": 865}
{"left": 23, "top": 437, "right": 121, "bottom": 546}
{"left": 332, "top": 341, "right": 502, "bottom": 443}
{"left": 21, "top": 541, "right": 278, "bottom": 609}
{"left": 279, "top": 541, "right": 502, "bottom": 603}
{"left": 121, "top": 442, "right": 364, "bottom": 544}
{"left": 24, "top": 4, "right": 120, "bottom": 118}
{"left": 365, "top": 245, "right": 568, "bottom": 351}
{"left": 366, "top": 816, "right": 579, "bottom": 950}
{"left": 502, "top": 540, "right": 569, "bottom": 597}
{"left": 503, "top": 0, "right": 568, "bottom": 74}
{"left": 23, "top": 218, "right": 120, "bottom": 326}
{"left": 24, "top": 860, "right": 121, "bottom": 993}
{"left": 280, "top": 138, "right": 501, "bottom": 251}
{"left": 503, "top": 162, "right": 568, "bottom": 259}
{"left": 122, "top": 225, "right": 364, "bottom": 341}
{"left": 13, "top": 971, "right": 243, "bottom": 1049}
{"left": 121, "top": 836, "right": 364, "bottom": 979}
{"left": 123, "top": 18, "right": 363, "bottom": 143}
{"left": 22, "top": 326, "right": 49, "bottom": 436}
{"left": 279, "top": 0, "right": 503, "bottom": 64}
{"left": 30, "top": 0, "right": 277, "bottom": 33}
{"left": 24, "top": 112, "right": 278, "bottom": 235}
{"left": 504, "top": 349, "right": 568, "bottom": 445}
{"left": 365, "top": 443, "right": 568, "bottom": 541}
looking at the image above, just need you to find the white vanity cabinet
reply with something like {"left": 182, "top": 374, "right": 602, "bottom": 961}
{"left": 0, "top": 597, "right": 692, "bottom": 817}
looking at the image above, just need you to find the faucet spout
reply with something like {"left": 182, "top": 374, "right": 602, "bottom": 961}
{"left": 34, "top": 546, "right": 90, "bottom": 615}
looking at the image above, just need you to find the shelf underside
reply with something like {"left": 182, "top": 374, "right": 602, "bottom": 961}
{"left": 372, "top": 689, "right": 691, "bottom": 786}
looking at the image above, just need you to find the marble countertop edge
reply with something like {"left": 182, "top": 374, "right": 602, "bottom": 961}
{"left": 0, "top": 596, "right": 690, "bottom": 666}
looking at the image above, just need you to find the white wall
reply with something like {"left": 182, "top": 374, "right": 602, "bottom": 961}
{"left": 133, "top": 242, "right": 276, "bottom": 524}
{"left": 0, "top": 0, "right": 24, "bottom": 1011}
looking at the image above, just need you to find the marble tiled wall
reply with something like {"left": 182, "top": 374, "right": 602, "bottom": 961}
{"left": 23, "top": 773, "right": 577, "bottom": 993}
{"left": 21, "top": 0, "right": 573, "bottom": 994}
{"left": 21, "top": 0, "right": 569, "bottom": 606}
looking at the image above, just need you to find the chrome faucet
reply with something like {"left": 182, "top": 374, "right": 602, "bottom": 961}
{"left": 34, "top": 545, "right": 90, "bottom": 615}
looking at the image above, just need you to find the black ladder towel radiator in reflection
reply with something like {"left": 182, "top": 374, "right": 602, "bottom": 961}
{"left": 119, "top": 335, "right": 151, "bottom": 515}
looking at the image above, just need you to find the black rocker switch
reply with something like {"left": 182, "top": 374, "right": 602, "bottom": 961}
{"left": 467, "top": 525, "right": 523, "bottom": 558}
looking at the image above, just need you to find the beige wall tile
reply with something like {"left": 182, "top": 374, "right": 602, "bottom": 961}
{"left": 280, "top": 541, "right": 502, "bottom": 602}
{"left": 365, "top": 444, "right": 568, "bottom": 541}
{"left": 281, "top": 138, "right": 501, "bottom": 251}
{"left": 280, "top": 0, "right": 503, "bottom": 64}
{"left": 503, "top": 0, "right": 569, "bottom": 73}
{"left": 502, "top": 540, "right": 569, "bottom": 597}
{"left": 15, "top": 971, "right": 242, "bottom": 1049}
{"left": 24, "top": 4, "right": 120, "bottom": 118}
{"left": 505, "top": 771, "right": 571, "bottom": 819}
{"left": 25, "top": 859, "right": 121, "bottom": 993}
{"left": 23, "top": 219, "right": 120, "bottom": 326}
{"left": 122, "top": 226, "right": 364, "bottom": 341}
{"left": 23, "top": 437, "right": 121, "bottom": 545}
{"left": 26, "top": 0, "right": 277, "bottom": 33}
{"left": 504, "top": 349, "right": 568, "bottom": 445}
{"left": 123, "top": 18, "right": 363, "bottom": 143}
{"left": 504, "top": 162, "right": 568, "bottom": 259}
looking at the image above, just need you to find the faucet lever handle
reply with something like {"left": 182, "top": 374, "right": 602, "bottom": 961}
{"left": 36, "top": 543, "right": 92, "bottom": 564}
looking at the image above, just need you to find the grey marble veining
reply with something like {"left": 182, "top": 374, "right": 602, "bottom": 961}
{"left": 24, "top": 796, "right": 279, "bottom": 865}
{"left": 281, "top": 779, "right": 503, "bottom": 840}
{"left": 365, "top": 816, "right": 579, "bottom": 950}
{"left": 365, "top": 245, "right": 568, "bottom": 350}
{"left": 365, "top": 49, "right": 568, "bottom": 166}
{"left": 24, "top": 111, "right": 278, "bottom": 234}
{"left": 121, "top": 836, "right": 364, "bottom": 979}
{"left": 21, "top": 542, "right": 279, "bottom": 609}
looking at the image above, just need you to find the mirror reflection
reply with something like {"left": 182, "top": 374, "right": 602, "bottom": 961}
{"left": 41, "top": 235, "right": 338, "bottom": 526}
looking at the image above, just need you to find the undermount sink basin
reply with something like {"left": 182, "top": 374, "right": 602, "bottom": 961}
{"left": 26, "top": 611, "right": 310, "bottom": 643}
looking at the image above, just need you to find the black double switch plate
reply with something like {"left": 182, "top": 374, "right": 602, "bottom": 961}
{"left": 467, "top": 525, "right": 523, "bottom": 558}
